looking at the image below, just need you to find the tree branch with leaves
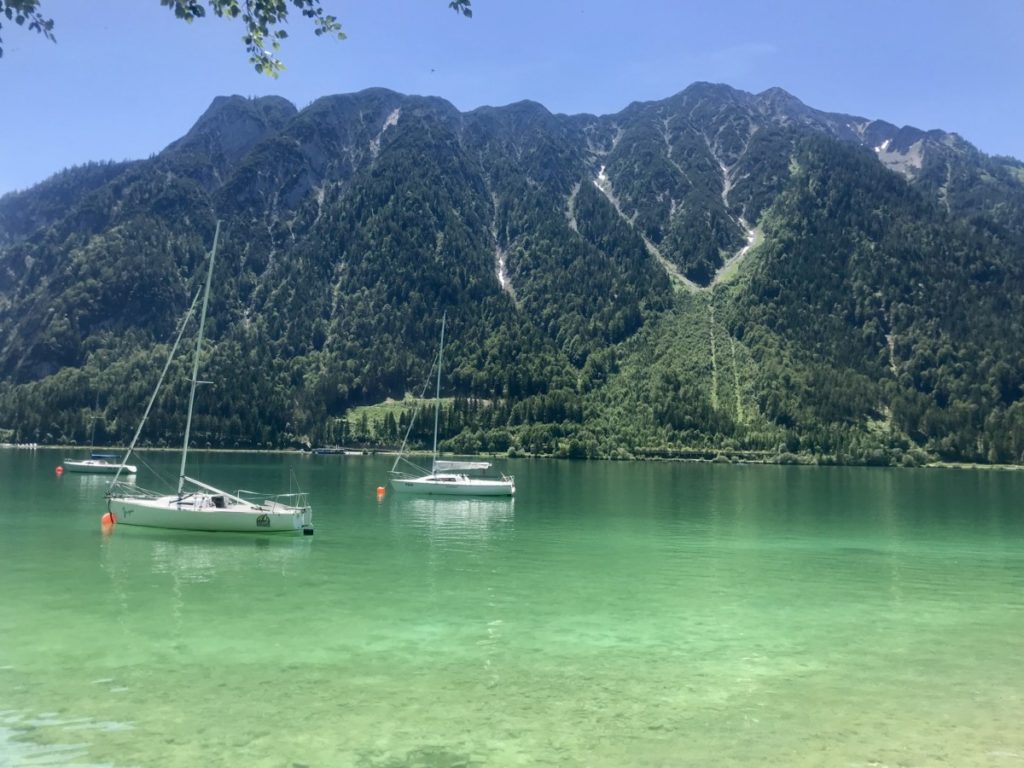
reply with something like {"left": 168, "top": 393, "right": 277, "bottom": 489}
{"left": 0, "top": 0, "right": 472, "bottom": 73}
{"left": 0, "top": 0, "right": 54, "bottom": 58}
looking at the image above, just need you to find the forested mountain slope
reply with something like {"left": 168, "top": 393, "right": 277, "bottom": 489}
{"left": 1, "top": 82, "right": 1022, "bottom": 464}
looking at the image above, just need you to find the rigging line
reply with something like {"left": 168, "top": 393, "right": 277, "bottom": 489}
{"left": 133, "top": 451, "right": 172, "bottom": 489}
{"left": 110, "top": 451, "right": 169, "bottom": 499}
{"left": 431, "top": 312, "right": 447, "bottom": 466}
{"left": 288, "top": 468, "right": 303, "bottom": 496}
{"left": 390, "top": 344, "right": 443, "bottom": 474}
{"left": 179, "top": 220, "right": 221, "bottom": 496}
{"left": 109, "top": 286, "right": 204, "bottom": 487}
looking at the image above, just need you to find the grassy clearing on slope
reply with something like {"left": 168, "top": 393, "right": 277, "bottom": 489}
{"left": 344, "top": 395, "right": 452, "bottom": 443}
{"left": 715, "top": 226, "right": 764, "bottom": 285}
{"left": 584, "top": 291, "right": 782, "bottom": 454}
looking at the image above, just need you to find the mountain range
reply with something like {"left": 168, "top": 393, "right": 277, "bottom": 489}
{"left": 2, "top": 82, "right": 1023, "bottom": 465}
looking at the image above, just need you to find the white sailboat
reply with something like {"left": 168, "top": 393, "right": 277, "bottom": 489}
{"left": 106, "top": 222, "right": 314, "bottom": 534}
{"left": 63, "top": 454, "right": 137, "bottom": 475}
{"left": 389, "top": 313, "right": 515, "bottom": 497}
{"left": 63, "top": 411, "right": 137, "bottom": 474}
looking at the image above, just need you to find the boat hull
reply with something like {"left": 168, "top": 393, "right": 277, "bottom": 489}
{"left": 108, "top": 494, "right": 312, "bottom": 533}
{"left": 390, "top": 476, "right": 515, "bottom": 497}
{"left": 63, "top": 460, "right": 137, "bottom": 474}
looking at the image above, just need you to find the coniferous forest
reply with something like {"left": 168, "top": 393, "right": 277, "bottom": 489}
{"left": 2, "top": 83, "right": 1023, "bottom": 465}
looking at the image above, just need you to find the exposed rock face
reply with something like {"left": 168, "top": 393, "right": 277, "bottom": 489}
{"left": 1, "top": 82, "right": 1022, "bottom": 461}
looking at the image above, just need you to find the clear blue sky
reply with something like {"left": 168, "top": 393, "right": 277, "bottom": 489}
{"left": 2, "top": 0, "right": 1022, "bottom": 195}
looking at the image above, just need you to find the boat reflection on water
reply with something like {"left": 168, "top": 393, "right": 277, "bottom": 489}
{"left": 389, "top": 495, "right": 514, "bottom": 544}
{"left": 98, "top": 529, "right": 314, "bottom": 649}
{"left": 101, "top": 526, "right": 312, "bottom": 585}
{"left": 69, "top": 471, "right": 136, "bottom": 488}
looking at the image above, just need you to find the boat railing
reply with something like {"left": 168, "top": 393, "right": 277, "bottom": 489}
{"left": 106, "top": 481, "right": 163, "bottom": 499}
{"left": 388, "top": 468, "right": 420, "bottom": 481}
{"left": 236, "top": 489, "right": 311, "bottom": 512}
{"left": 107, "top": 481, "right": 310, "bottom": 512}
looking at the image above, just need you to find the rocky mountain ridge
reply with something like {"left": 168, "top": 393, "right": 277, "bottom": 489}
{"left": 1, "top": 82, "right": 1023, "bottom": 464}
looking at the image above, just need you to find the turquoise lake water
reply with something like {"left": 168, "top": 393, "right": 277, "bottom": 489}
{"left": 1, "top": 448, "right": 1023, "bottom": 766}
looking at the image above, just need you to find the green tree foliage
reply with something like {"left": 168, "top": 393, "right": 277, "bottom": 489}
{"left": 161, "top": 0, "right": 345, "bottom": 75}
{"left": 730, "top": 135, "right": 1024, "bottom": 463}
{"left": 0, "top": 0, "right": 471, "bottom": 72}
{"left": 0, "top": 0, "right": 53, "bottom": 58}
{"left": 2, "top": 84, "right": 1024, "bottom": 464}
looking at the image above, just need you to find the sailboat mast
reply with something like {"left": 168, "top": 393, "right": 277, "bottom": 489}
{"left": 178, "top": 220, "right": 221, "bottom": 496}
{"left": 88, "top": 397, "right": 99, "bottom": 450}
{"left": 431, "top": 312, "right": 446, "bottom": 467}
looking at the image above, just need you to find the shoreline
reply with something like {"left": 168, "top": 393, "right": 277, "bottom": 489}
{"left": 7, "top": 443, "right": 1023, "bottom": 471}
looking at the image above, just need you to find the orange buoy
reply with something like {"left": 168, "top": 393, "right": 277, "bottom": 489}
{"left": 376, "top": 485, "right": 385, "bottom": 500}
{"left": 55, "top": 465, "right": 64, "bottom": 476}
{"left": 101, "top": 511, "right": 116, "bottom": 527}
